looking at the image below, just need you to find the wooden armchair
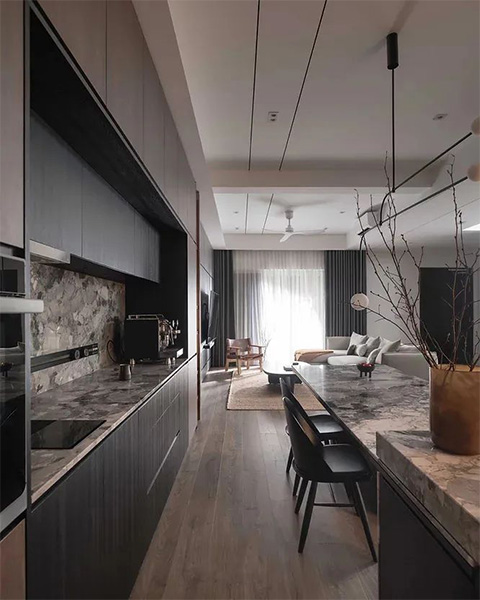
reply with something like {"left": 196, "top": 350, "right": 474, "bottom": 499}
{"left": 225, "top": 338, "right": 264, "bottom": 375}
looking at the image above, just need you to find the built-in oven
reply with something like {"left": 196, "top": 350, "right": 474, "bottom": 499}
{"left": 0, "top": 255, "right": 43, "bottom": 532}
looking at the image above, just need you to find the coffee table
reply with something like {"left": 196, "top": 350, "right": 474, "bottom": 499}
{"left": 263, "top": 362, "right": 302, "bottom": 391}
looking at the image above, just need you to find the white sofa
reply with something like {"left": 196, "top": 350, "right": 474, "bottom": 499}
{"left": 309, "top": 336, "right": 432, "bottom": 380}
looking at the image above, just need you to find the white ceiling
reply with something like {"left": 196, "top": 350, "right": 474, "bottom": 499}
{"left": 165, "top": 0, "right": 480, "bottom": 247}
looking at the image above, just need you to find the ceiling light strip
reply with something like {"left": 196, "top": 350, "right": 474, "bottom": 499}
{"left": 248, "top": 0, "right": 261, "bottom": 171}
{"left": 261, "top": 193, "right": 274, "bottom": 234}
{"left": 245, "top": 194, "right": 250, "bottom": 234}
{"left": 278, "top": 0, "right": 329, "bottom": 171}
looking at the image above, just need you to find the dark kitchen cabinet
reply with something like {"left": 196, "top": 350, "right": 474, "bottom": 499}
{"left": 82, "top": 163, "right": 135, "bottom": 274}
{"left": 379, "top": 475, "right": 478, "bottom": 599}
{"left": 39, "top": 0, "right": 107, "bottom": 101}
{"left": 0, "top": 0, "right": 24, "bottom": 249}
{"left": 143, "top": 47, "right": 165, "bottom": 193}
{"left": 106, "top": 0, "right": 144, "bottom": 157}
{"left": 28, "top": 362, "right": 192, "bottom": 600}
{"left": 30, "top": 114, "right": 83, "bottom": 256}
{"left": 134, "top": 212, "right": 160, "bottom": 283}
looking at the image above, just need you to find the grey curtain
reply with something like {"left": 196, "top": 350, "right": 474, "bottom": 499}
{"left": 325, "top": 251, "right": 366, "bottom": 336}
{"left": 212, "top": 250, "right": 235, "bottom": 367}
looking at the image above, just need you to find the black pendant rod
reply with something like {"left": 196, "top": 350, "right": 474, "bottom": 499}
{"left": 386, "top": 32, "right": 399, "bottom": 191}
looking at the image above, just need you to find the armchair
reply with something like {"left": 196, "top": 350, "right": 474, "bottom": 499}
{"left": 225, "top": 338, "right": 264, "bottom": 375}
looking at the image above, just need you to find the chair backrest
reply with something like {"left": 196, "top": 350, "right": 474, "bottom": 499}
{"left": 280, "top": 378, "right": 316, "bottom": 426}
{"left": 226, "top": 338, "right": 251, "bottom": 352}
{"left": 283, "top": 396, "right": 331, "bottom": 477}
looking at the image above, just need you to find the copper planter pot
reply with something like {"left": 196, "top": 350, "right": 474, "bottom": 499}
{"left": 430, "top": 365, "right": 480, "bottom": 455}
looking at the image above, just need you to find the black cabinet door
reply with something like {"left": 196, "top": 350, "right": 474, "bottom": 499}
{"left": 30, "top": 115, "right": 83, "bottom": 255}
{"left": 82, "top": 163, "right": 135, "bottom": 274}
{"left": 28, "top": 485, "right": 66, "bottom": 600}
{"left": 379, "top": 475, "right": 477, "bottom": 599}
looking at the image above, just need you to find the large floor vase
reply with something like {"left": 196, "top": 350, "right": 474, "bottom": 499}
{"left": 430, "top": 365, "right": 480, "bottom": 455}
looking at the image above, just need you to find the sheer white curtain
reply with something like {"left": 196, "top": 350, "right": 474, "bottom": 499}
{"left": 233, "top": 251, "right": 325, "bottom": 364}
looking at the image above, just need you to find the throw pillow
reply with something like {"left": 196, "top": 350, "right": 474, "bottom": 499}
{"left": 380, "top": 338, "right": 401, "bottom": 354}
{"left": 365, "top": 336, "right": 381, "bottom": 354}
{"left": 349, "top": 332, "right": 368, "bottom": 347}
{"left": 366, "top": 347, "right": 381, "bottom": 364}
{"left": 356, "top": 343, "right": 368, "bottom": 357}
{"left": 347, "top": 344, "right": 356, "bottom": 355}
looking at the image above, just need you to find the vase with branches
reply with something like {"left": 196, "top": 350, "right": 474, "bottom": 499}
{"left": 356, "top": 157, "right": 480, "bottom": 454}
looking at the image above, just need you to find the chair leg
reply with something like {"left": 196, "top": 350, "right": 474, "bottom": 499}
{"left": 292, "top": 473, "right": 300, "bottom": 496}
{"left": 298, "top": 481, "right": 317, "bottom": 553}
{"left": 344, "top": 482, "right": 359, "bottom": 516}
{"left": 237, "top": 359, "right": 241, "bottom": 376}
{"left": 352, "top": 482, "right": 377, "bottom": 562}
{"left": 286, "top": 447, "right": 293, "bottom": 474}
{"left": 294, "top": 478, "right": 308, "bottom": 514}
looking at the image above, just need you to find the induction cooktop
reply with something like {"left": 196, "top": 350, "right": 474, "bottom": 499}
{"left": 31, "top": 419, "right": 106, "bottom": 450}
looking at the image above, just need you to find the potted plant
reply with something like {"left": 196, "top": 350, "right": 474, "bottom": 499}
{"left": 356, "top": 160, "right": 480, "bottom": 455}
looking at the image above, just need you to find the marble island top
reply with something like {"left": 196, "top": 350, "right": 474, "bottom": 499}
{"left": 31, "top": 360, "right": 186, "bottom": 503}
{"left": 293, "top": 362, "right": 479, "bottom": 564}
{"left": 377, "top": 430, "right": 480, "bottom": 564}
{"left": 293, "top": 362, "right": 430, "bottom": 457}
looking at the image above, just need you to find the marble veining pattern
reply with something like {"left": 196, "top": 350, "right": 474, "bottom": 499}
{"left": 293, "top": 362, "right": 430, "bottom": 456}
{"left": 31, "top": 360, "right": 186, "bottom": 502}
{"left": 31, "top": 263, "right": 125, "bottom": 393}
{"left": 377, "top": 430, "right": 480, "bottom": 563}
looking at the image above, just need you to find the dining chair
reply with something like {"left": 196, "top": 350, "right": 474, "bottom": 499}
{"left": 279, "top": 378, "right": 345, "bottom": 481}
{"left": 283, "top": 395, "right": 377, "bottom": 559}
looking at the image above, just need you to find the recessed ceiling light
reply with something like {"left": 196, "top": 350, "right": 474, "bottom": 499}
{"left": 433, "top": 113, "right": 448, "bottom": 121}
{"left": 464, "top": 222, "right": 480, "bottom": 232}
{"left": 268, "top": 111, "right": 279, "bottom": 122}
{"left": 235, "top": 227, "right": 239, "bottom": 230}
{"left": 233, "top": 211, "right": 239, "bottom": 214}
{"left": 340, "top": 211, "right": 345, "bottom": 214}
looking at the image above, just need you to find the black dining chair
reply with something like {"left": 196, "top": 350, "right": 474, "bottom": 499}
{"left": 279, "top": 378, "right": 345, "bottom": 495}
{"left": 283, "top": 395, "right": 377, "bottom": 559}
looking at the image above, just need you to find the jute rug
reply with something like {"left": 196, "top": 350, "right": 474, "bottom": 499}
{"left": 226, "top": 367, "right": 323, "bottom": 411}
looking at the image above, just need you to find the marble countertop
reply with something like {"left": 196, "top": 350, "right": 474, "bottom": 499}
{"left": 31, "top": 360, "right": 187, "bottom": 503}
{"left": 293, "top": 362, "right": 430, "bottom": 457}
{"left": 377, "top": 430, "right": 480, "bottom": 564}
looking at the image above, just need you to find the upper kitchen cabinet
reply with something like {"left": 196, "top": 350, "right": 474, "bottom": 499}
{"left": 0, "top": 0, "right": 24, "bottom": 249}
{"left": 143, "top": 47, "right": 165, "bottom": 194}
{"left": 106, "top": 0, "right": 144, "bottom": 157}
{"left": 134, "top": 212, "right": 160, "bottom": 283}
{"left": 30, "top": 115, "right": 83, "bottom": 256}
{"left": 39, "top": 0, "right": 107, "bottom": 101}
{"left": 82, "top": 164, "right": 135, "bottom": 275}
{"left": 164, "top": 107, "right": 179, "bottom": 215}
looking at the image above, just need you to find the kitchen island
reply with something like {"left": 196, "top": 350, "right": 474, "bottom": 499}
{"left": 293, "top": 362, "right": 480, "bottom": 599}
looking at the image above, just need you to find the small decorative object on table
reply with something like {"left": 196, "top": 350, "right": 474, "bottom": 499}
{"left": 357, "top": 362, "right": 375, "bottom": 378}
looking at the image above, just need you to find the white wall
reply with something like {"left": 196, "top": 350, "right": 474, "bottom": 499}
{"left": 366, "top": 246, "right": 480, "bottom": 348}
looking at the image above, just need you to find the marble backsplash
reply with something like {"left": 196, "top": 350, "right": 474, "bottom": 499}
{"left": 31, "top": 263, "right": 125, "bottom": 394}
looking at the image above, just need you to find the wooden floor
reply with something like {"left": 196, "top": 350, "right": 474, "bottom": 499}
{"left": 131, "top": 370, "right": 378, "bottom": 600}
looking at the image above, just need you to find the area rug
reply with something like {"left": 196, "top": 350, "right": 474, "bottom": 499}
{"left": 226, "top": 368, "right": 323, "bottom": 411}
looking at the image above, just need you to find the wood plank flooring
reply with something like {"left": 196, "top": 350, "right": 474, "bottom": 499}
{"left": 131, "top": 370, "right": 378, "bottom": 600}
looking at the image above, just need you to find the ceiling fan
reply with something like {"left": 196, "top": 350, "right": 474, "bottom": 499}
{"left": 279, "top": 209, "right": 327, "bottom": 243}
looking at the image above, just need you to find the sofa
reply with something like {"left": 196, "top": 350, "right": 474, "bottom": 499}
{"left": 295, "top": 336, "right": 432, "bottom": 380}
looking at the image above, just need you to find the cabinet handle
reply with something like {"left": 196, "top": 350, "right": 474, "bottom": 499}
{"left": 147, "top": 430, "right": 181, "bottom": 495}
